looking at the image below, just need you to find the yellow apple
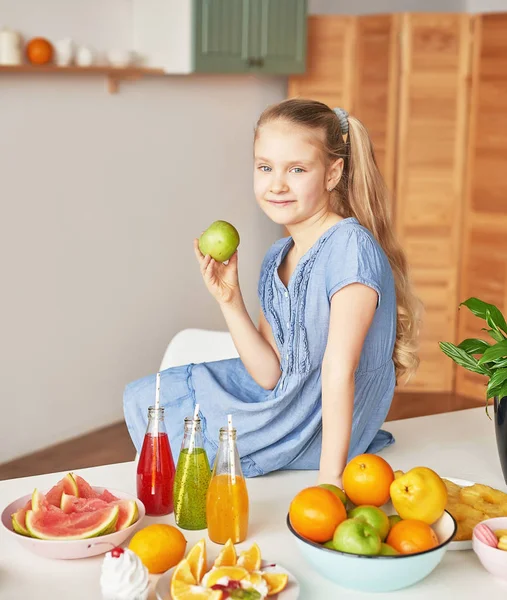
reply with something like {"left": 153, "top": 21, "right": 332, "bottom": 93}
{"left": 390, "top": 467, "right": 448, "bottom": 525}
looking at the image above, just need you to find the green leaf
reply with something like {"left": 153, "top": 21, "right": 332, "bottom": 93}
{"left": 439, "top": 342, "right": 489, "bottom": 375}
{"left": 497, "top": 380, "right": 507, "bottom": 401}
{"left": 457, "top": 338, "right": 491, "bottom": 355}
{"left": 461, "top": 297, "right": 507, "bottom": 334}
{"left": 482, "top": 328, "right": 505, "bottom": 343}
{"left": 478, "top": 339, "right": 507, "bottom": 365}
{"left": 492, "top": 357, "right": 507, "bottom": 369}
{"left": 486, "top": 368, "right": 507, "bottom": 398}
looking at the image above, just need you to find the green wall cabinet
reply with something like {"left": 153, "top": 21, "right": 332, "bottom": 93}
{"left": 194, "top": 0, "right": 307, "bottom": 74}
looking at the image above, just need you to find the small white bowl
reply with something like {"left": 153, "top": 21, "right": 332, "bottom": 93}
{"left": 473, "top": 517, "right": 507, "bottom": 581}
{"left": 1, "top": 487, "right": 145, "bottom": 560}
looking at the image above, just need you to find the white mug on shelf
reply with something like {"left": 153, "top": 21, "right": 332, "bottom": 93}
{"left": 54, "top": 38, "right": 74, "bottom": 66}
{"left": 0, "top": 28, "right": 22, "bottom": 66}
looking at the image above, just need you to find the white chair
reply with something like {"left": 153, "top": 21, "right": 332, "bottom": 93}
{"left": 159, "top": 328, "right": 238, "bottom": 371}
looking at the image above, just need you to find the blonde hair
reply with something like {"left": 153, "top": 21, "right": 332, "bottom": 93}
{"left": 255, "top": 98, "right": 420, "bottom": 384}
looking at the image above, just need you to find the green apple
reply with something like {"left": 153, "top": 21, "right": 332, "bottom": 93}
{"left": 198, "top": 220, "right": 240, "bottom": 262}
{"left": 388, "top": 514, "right": 402, "bottom": 530}
{"left": 380, "top": 543, "right": 399, "bottom": 556}
{"left": 318, "top": 484, "right": 348, "bottom": 507}
{"left": 322, "top": 540, "right": 337, "bottom": 550}
{"left": 347, "top": 505, "right": 390, "bottom": 541}
{"left": 333, "top": 518, "right": 381, "bottom": 556}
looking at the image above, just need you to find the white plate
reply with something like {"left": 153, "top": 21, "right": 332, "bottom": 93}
{"left": 444, "top": 476, "right": 476, "bottom": 551}
{"left": 155, "top": 559, "right": 300, "bottom": 600}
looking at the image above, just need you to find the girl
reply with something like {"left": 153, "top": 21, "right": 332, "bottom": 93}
{"left": 123, "top": 99, "right": 419, "bottom": 486}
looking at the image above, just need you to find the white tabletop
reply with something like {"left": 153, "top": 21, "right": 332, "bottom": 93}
{"left": 1, "top": 407, "right": 507, "bottom": 599}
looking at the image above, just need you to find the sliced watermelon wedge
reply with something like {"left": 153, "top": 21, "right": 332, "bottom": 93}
{"left": 25, "top": 504, "right": 120, "bottom": 540}
{"left": 45, "top": 473, "right": 79, "bottom": 506}
{"left": 98, "top": 489, "right": 119, "bottom": 503}
{"left": 115, "top": 500, "right": 138, "bottom": 530}
{"left": 60, "top": 493, "right": 109, "bottom": 513}
{"left": 60, "top": 493, "right": 138, "bottom": 531}
{"left": 11, "top": 506, "right": 30, "bottom": 536}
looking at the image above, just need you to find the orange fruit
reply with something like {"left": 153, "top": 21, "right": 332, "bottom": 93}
{"left": 386, "top": 519, "right": 439, "bottom": 554}
{"left": 237, "top": 543, "right": 261, "bottom": 572}
{"left": 171, "top": 580, "right": 222, "bottom": 600}
{"left": 342, "top": 454, "right": 394, "bottom": 507}
{"left": 129, "top": 524, "right": 187, "bottom": 574}
{"left": 262, "top": 572, "right": 289, "bottom": 596}
{"left": 186, "top": 539, "right": 207, "bottom": 584}
{"left": 26, "top": 38, "right": 54, "bottom": 65}
{"left": 213, "top": 538, "right": 237, "bottom": 567}
{"left": 204, "top": 566, "right": 249, "bottom": 588}
{"left": 172, "top": 559, "right": 196, "bottom": 585}
{"left": 289, "top": 486, "right": 347, "bottom": 543}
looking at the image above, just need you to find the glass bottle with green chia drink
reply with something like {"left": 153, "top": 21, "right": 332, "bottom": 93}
{"left": 173, "top": 415, "right": 211, "bottom": 530}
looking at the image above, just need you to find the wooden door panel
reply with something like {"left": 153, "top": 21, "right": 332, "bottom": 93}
{"left": 457, "top": 13, "right": 507, "bottom": 402}
{"left": 396, "top": 13, "right": 472, "bottom": 393}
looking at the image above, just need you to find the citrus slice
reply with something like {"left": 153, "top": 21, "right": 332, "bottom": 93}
{"left": 186, "top": 538, "right": 207, "bottom": 584}
{"left": 204, "top": 566, "right": 249, "bottom": 588}
{"left": 262, "top": 572, "right": 289, "bottom": 596}
{"left": 213, "top": 539, "right": 237, "bottom": 567}
{"left": 172, "top": 559, "right": 196, "bottom": 586}
{"left": 171, "top": 580, "right": 222, "bottom": 600}
{"left": 237, "top": 543, "right": 261, "bottom": 572}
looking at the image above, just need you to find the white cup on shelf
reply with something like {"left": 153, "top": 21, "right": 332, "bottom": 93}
{"left": 54, "top": 38, "right": 74, "bottom": 66}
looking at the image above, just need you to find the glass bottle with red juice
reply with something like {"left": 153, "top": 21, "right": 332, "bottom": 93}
{"left": 136, "top": 406, "right": 175, "bottom": 516}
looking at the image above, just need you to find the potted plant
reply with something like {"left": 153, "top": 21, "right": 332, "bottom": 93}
{"left": 439, "top": 297, "right": 507, "bottom": 483}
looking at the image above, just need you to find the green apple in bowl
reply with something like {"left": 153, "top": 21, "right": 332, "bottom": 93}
{"left": 198, "top": 220, "right": 240, "bottom": 262}
{"left": 348, "top": 505, "right": 390, "bottom": 542}
{"left": 333, "top": 518, "right": 382, "bottom": 556}
{"left": 318, "top": 484, "right": 348, "bottom": 508}
{"left": 380, "top": 543, "right": 400, "bottom": 556}
{"left": 388, "top": 514, "right": 402, "bottom": 530}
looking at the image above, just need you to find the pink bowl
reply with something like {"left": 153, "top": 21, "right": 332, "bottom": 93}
{"left": 473, "top": 517, "right": 507, "bottom": 581}
{"left": 0, "top": 487, "right": 145, "bottom": 560}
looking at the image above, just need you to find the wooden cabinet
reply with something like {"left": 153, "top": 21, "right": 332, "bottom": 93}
{"left": 133, "top": 0, "right": 307, "bottom": 75}
{"left": 456, "top": 13, "right": 507, "bottom": 400}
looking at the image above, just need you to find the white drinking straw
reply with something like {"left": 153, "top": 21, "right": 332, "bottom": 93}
{"left": 154, "top": 372, "right": 161, "bottom": 436}
{"left": 189, "top": 403, "right": 200, "bottom": 453}
{"left": 228, "top": 414, "right": 236, "bottom": 485}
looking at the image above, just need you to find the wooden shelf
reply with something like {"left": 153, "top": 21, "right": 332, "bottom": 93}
{"left": 0, "top": 64, "right": 166, "bottom": 94}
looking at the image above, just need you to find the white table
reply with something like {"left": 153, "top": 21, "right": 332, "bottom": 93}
{"left": 1, "top": 408, "right": 507, "bottom": 599}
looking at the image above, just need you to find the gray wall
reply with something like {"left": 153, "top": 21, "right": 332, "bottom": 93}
{"left": 0, "top": 0, "right": 284, "bottom": 462}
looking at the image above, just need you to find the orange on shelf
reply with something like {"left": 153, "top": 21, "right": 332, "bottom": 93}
{"left": 26, "top": 38, "right": 54, "bottom": 65}
{"left": 342, "top": 453, "right": 394, "bottom": 507}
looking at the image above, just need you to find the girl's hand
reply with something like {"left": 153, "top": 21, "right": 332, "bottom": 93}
{"left": 193, "top": 239, "right": 240, "bottom": 305}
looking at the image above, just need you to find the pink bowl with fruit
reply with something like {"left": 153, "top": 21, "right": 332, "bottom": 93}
{"left": 0, "top": 473, "right": 145, "bottom": 560}
{"left": 473, "top": 517, "right": 507, "bottom": 581}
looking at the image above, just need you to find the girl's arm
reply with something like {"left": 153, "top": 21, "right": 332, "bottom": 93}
{"left": 194, "top": 241, "right": 281, "bottom": 390}
{"left": 318, "top": 283, "right": 378, "bottom": 486}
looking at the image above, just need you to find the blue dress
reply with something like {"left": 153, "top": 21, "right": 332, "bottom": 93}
{"left": 123, "top": 218, "right": 397, "bottom": 477}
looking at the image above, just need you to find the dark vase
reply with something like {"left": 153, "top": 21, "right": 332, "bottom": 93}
{"left": 494, "top": 396, "right": 507, "bottom": 485}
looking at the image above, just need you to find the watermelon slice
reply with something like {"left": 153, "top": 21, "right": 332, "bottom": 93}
{"left": 60, "top": 493, "right": 138, "bottom": 531}
{"left": 11, "top": 506, "right": 30, "bottom": 536}
{"left": 45, "top": 473, "right": 79, "bottom": 506}
{"left": 98, "top": 489, "right": 119, "bottom": 503}
{"left": 60, "top": 493, "right": 109, "bottom": 513}
{"left": 25, "top": 504, "right": 119, "bottom": 540}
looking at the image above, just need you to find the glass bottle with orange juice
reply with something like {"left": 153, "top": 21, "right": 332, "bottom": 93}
{"left": 206, "top": 423, "right": 249, "bottom": 544}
